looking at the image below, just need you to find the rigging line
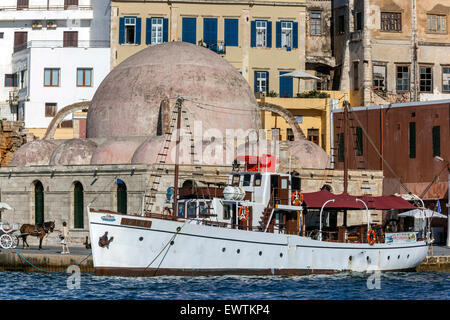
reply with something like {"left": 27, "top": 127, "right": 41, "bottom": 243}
{"left": 349, "top": 106, "right": 413, "bottom": 196}
{"left": 188, "top": 103, "right": 257, "bottom": 116}
{"left": 88, "top": 175, "right": 119, "bottom": 207}
{"left": 184, "top": 98, "right": 258, "bottom": 113}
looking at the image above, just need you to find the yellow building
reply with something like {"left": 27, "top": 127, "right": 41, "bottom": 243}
{"left": 110, "top": 0, "right": 308, "bottom": 96}
{"left": 259, "top": 90, "right": 350, "bottom": 155}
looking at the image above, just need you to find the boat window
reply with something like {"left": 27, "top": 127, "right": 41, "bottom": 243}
{"left": 223, "top": 204, "right": 231, "bottom": 220}
{"left": 232, "top": 174, "right": 240, "bottom": 186}
{"left": 254, "top": 174, "right": 262, "bottom": 186}
{"left": 178, "top": 202, "right": 185, "bottom": 218}
{"left": 199, "top": 202, "right": 208, "bottom": 215}
{"left": 187, "top": 202, "right": 196, "bottom": 218}
{"left": 243, "top": 174, "right": 251, "bottom": 186}
{"left": 281, "top": 178, "right": 288, "bottom": 189}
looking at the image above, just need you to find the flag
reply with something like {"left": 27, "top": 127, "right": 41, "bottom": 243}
{"left": 436, "top": 200, "right": 442, "bottom": 213}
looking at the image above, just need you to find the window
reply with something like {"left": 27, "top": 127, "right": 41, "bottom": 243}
{"left": 281, "top": 21, "right": 293, "bottom": 47}
{"left": 427, "top": 14, "right": 447, "bottom": 33}
{"left": 19, "top": 70, "right": 27, "bottom": 89}
{"left": 286, "top": 128, "right": 294, "bottom": 141}
{"left": 442, "top": 67, "right": 450, "bottom": 92}
{"left": 337, "top": 15, "right": 345, "bottom": 33}
{"left": 73, "top": 182, "right": 84, "bottom": 229}
{"left": 353, "top": 61, "right": 359, "bottom": 90}
{"left": 276, "top": 21, "right": 298, "bottom": 49}
{"left": 224, "top": 19, "right": 238, "bottom": 47}
{"left": 308, "top": 128, "right": 319, "bottom": 145}
{"left": 151, "top": 18, "right": 163, "bottom": 44}
{"left": 396, "top": 65, "right": 410, "bottom": 92}
{"left": 310, "top": 12, "right": 322, "bottom": 35}
{"left": 119, "top": 17, "right": 142, "bottom": 45}
{"left": 77, "top": 68, "right": 92, "bottom": 87}
{"left": 64, "top": 0, "right": 78, "bottom": 9}
{"left": 356, "top": 127, "right": 363, "bottom": 156}
{"left": 45, "top": 103, "right": 57, "bottom": 117}
{"left": 232, "top": 174, "right": 240, "bottom": 186}
{"left": 373, "top": 65, "right": 386, "bottom": 92}
{"left": 254, "top": 174, "right": 262, "bottom": 187}
{"left": 381, "top": 12, "right": 402, "bottom": 32}
{"left": 409, "top": 122, "right": 416, "bottom": 159}
{"left": 432, "top": 126, "right": 440, "bottom": 157}
{"left": 420, "top": 66, "right": 433, "bottom": 92}
{"left": 178, "top": 202, "right": 185, "bottom": 218}
{"left": 256, "top": 20, "right": 267, "bottom": 47}
{"left": 63, "top": 31, "right": 78, "bottom": 47}
{"left": 182, "top": 17, "right": 196, "bottom": 45}
{"left": 146, "top": 17, "right": 168, "bottom": 45}
{"left": 4, "top": 74, "right": 18, "bottom": 87}
{"left": 117, "top": 181, "right": 127, "bottom": 214}
{"left": 355, "top": 12, "right": 363, "bottom": 31}
{"left": 223, "top": 204, "right": 231, "bottom": 220}
{"left": 14, "top": 31, "right": 27, "bottom": 52}
{"left": 0, "top": 32, "right": 4, "bottom": 39}
{"left": 17, "top": 0, "right": 29, "bottom": 10}
{"left": 243, "top": 174, "right": 251, "bottom": 187}
{"left": 255, "top": 71, "right": 269, "bottom": 93}
{"left": 44, "top": 68, "right": 60, "bottom": 87}
{"left": 187, "top": 202, "right": 196, "bottom": 218}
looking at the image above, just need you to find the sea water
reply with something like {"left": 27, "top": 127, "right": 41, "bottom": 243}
{"left": 0, "top": 271, "right": 448, "bottom": 300}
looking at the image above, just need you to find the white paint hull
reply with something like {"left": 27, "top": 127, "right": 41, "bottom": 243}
{"left": 89, "top": 211, "right": 428, "bottom": 276}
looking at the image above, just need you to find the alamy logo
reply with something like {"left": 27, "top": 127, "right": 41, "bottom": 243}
{"left": 66, "top": 265, "right": 81, "bottom": 290}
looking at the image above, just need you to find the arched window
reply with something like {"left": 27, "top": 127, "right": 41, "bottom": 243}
{"left": 74, "top": 182, "right": 84, "bottom": 229}
{"left": 34, "top": 181, "right": 44, "bottom": 226}
{"left": 117, "top": 179, "right": 127, "bottom": 214}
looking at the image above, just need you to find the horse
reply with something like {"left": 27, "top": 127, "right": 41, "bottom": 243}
{"left": 19, "top": 221, "right": 55, "bottom": 250}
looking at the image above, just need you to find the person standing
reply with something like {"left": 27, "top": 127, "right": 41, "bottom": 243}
{"left": 59, "top": 221, "right": 70, "bottom": 254}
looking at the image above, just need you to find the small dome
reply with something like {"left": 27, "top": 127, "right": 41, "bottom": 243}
{"left": 90, "top": 138, "right": 144, "bottom": 164}
{"left": 288, "top": 140, "right": 330, "bottom": 169}
{"left": 50, "top": 139, "right": 97, "bottom": 165}
{"left": 10, "top": 140, "right": 57, "bottom": 166}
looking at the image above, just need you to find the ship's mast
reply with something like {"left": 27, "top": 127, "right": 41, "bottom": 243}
{"left": 343, "top": 99, "right": 349, "bottom": 195}
{"left": 172, "top": 97, "right": 184, "bottom": 217}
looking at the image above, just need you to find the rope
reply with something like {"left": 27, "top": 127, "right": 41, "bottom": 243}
{"left": 11, "top": 250, "right": 92, "bottom": 274}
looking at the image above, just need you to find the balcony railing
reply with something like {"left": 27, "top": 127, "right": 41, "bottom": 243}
{"left": 14, "top": 40, "right": 110, "bottom": 52}
{"left": 0, "top": 3, "right": 92, "bottom": 11}
{"left": 198, "top": 40, "right": 226, "bottom": 55}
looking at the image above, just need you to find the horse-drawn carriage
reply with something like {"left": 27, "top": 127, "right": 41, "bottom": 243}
{"left": 0, "top": 222, "right": 20, "bottom": 249}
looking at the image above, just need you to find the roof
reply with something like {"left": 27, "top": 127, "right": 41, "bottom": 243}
{"left": 302, "top": 189, "right": 417, "bottom": 210}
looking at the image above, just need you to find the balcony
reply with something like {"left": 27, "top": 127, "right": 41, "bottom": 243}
{"left": 198, "top": 40, "right": 226, "bottom": 55}
{"left": 0, "top": 1, "right": 93, "bottom": 21}
{"left": 14, "top": 40, "right": 110, "bottom": 53}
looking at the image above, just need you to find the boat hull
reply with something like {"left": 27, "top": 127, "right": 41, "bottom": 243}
{"left": 89, "top": 211, "right": 428, "bottom": 277}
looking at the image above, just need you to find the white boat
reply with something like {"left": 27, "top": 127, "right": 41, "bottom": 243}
{"left": 88, "top": 98, "right": 429, "bottom": 277}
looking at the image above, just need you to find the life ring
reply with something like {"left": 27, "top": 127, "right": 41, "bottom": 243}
{"left": 238, "top": 206, "right": 249, "bottom": 222}
{"left": 367, "top": 229, "right": 376, "bottom": 245}
{"left": 162, "top": 207, "right": 172, "bottom": 216}
{"left": 291, "top": 191, "right": 304, "bottom": 206}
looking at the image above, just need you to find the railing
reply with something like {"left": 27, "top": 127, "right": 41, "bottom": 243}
{"left": 0, "top": 4, "right": 92, "bottom": 11}
{"left": 14, "top": 40, "right": 110, "bottom": 52}
{"left": 198, "top": 40, "right": 226, "bottom": 55}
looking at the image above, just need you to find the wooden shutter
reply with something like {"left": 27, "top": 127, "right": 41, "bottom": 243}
{"left": 14, "top": 32, "right": 27, "bottom": 52}
{"left": 135, "top": 18, "right": 142, "bottom": 45}
{"left": 250, "top": 21, "right": 256, "bottom": 47}
{"left": 163, "top": 18, "right": 169, "bottom": 42}
{"left": 63, "top": 31, "right": 78, "bottom": 47}
{"left": 182, "top": 17, "right": 196, "bottom": 44}
{"left": 146, "top": 18, "right": 152, "bottom": 45}
{"left": 224, "top": 19, "right": 238, "bottom": 47}
{"left": 276, "top": 21, "right": 282, "bottom": 48}
{"left": 266, "top": 21, "right": 272, "bottom": 48}
{"left": 203, "top": 18, "right": 217, "bottom": 47}
{"left": 293, "top": 22, "right": 298, "bottom": 48}
{"left": 119, "top": 17, "right": 125, "bottom": 44}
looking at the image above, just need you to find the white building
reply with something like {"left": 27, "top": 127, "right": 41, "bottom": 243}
{"left": 0, "top": 0, "right": 110, "bottom": 134}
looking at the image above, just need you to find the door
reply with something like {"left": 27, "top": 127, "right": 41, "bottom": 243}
{"left": 34, "top": 181, "right": 44, "bottom": 226}
{"left": 117, "top": 180, "right": 127, "bottom": 214}
{"left": 279, "top": 71, "right": 293, "bottom": 98}
{"left": 74, "top": 182, "right": 84, "bottom": 228}
{"left": 279, "top": 176, "right": 289, "bottom": 205}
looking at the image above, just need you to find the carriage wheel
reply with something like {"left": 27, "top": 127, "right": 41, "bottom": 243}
{"left": 11, "top": 235, "right": 19, "bottom": 249}
{"left": 0, "top": 234, "right": 13, "bottom": 249}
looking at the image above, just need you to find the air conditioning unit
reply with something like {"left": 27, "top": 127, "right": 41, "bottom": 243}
{"left": 47, "top": 21, "right": 57, "bottom": 29}
{"left": 32, "top": 20, "right": 42, "bottom": 29}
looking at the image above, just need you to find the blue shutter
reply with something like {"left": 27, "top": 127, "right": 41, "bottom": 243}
{"left": 265, "top": 71, "right": 270, "bottom": 93}
{"left": 250, "top": 20, "right": 256, "bottom": 47}
{"left": 276, "top": 21, "right": 281, "bottom": 48}
{"left": 279, "top": 71, "right": 293, "bottom": 98}
{"left": 119, "top": 17, "right": 125, "bottom": 44}
{"left": 203, "top": 18, "right": 217, "bottom": 47}
{"left": 266, "top": 21, "right": 272, "bottom": 48}
{"left": 293, "top": 21, "right": 298, "bottom": 49}
{"left": 254, "top": 71, "right": 257, "bottom": 93}
{"left": 163, "top": 18, "right": 169, "bottom": 42}
{"left": 224, "top": 19, "right": 238, "bottom": 47}
{"left": 182, "top": 17, "right": 196, "bottom": 44}
{"left": 135, "top": 17, "right": 142, "bottom": 45}
{"left": 146, "top": 18, "right": 152, "bottom": 45}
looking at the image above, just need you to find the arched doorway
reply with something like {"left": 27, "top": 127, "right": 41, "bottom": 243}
{"left": 74, "top": 182, "right": 84, "bottom": 229}
{"left": 34, "top": 181, "right": 44, "bottom": 225}
{"left": 117, "top": 179, "right": 127, "bottom": 214}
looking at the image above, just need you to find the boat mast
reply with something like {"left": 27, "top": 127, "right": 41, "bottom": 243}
{"left": 343, "top": 99, "right": 349, "bottom": 195}
{"left": 172, "top": 97, "right": 184, "bottom": 217}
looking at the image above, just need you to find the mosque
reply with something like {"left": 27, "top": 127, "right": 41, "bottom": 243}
{"left": 0, "top": 42, "right": 382, "bottom": 246}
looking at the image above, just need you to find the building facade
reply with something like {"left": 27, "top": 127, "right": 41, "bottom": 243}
{"left": 110, "top": 0, "right": 309, "bottom": 98}
{"left": 0, "top": 0, "right": 110, "bottom": 136}
{"left": 333, "top": 0, "right": 450, "bottom": 106}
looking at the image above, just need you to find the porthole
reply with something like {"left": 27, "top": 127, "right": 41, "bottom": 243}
{"left": 237, "top": 249, "right": 240, "bottom": 254}
{"left": 387, "top": 256, "right": 390, "bottom": 260}
{"left": 139, "top": 237, "right": 143, "bottom": 241}
{"left": 407, "top": 254, "right": 410, "bottom": 259}
{"left": 366, "top": 256, "right": 370, "bottom": 262}
{"left": 258, "top": 251, "right": 262, "bottom": 256}
{"left": 222, "top": 247, "right": 226, "bottom": 252}
{"left": 170, "top": 240, "right": 174, "bottom": 245}
{"left": 349, "top": 256, "right": 353, "bottom": 261}
{"left": 398, "top": 255, "right": 400, "bottom": 259}
{"left": 280, "top": 253, "right": 283, "bottom": 258}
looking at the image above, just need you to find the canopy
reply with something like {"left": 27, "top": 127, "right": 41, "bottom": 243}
{"left": 302, "top": 189, "right": 417, "bottom": 210}
{"left": 279, "top": 71, "right": 320, "bottom": 80}
{"left": 398, "top": 208, "right": 447, "bottom": 219}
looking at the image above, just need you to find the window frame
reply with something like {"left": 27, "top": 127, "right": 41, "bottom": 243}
{"left": 76, "top": 68, "right": 93, "bottom": 87}
{"left": 281, "top": 21, "right": 293, "bottom": 47}
{"left": 419, "top": 65, "right": 433, "bottom": 93}
{"left": 44, "top": 68, "right": 60, "bottom": 87}
{"left": 396, "top": 65, "right": 410, "bottom": 92}
{"left": 381, "top": 12, "right": 402, "bottom": 32}
{"left": 427, "top": 14, "right": 447, "bottom": 34}
{"left": 4, "top": 74, "right": 18, "bottom": 87}
{"left": 255, "top": 71, "right": 268, "bottom": 93}
{"left": 310, "top": 12, "right": 322, "bottom": 35}
{"left": 442, "top": 66, "right": 450, "bottom": 93}
{"left": 256, "top": 20, "right": 267, "bottom": 48}
{"left": 45, "top": 102, "right": 57, "bottom": 118}
{"left": 124, "top": 17, "right": 137, "bottom": 44}
{"left": 151, "top": 17, "right": 163, "bottom": 44}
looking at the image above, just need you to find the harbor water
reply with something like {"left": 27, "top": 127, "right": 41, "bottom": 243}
{"left": 0, "top": 271, "right": 448, "bottom": 300}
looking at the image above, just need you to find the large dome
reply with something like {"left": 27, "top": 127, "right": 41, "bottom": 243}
{"left": 87, "top": 41, "right": 261, "bottom": 139}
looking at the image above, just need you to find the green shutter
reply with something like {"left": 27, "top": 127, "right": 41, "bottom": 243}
{"left": 409, "top": 122, "right": 416, "bottom": 159}
{"left": 117, "top": 182, "right": 127, "bottom": 214}
{"left": 338, "top": 133, "right": 345, "bottom": 163}
{"left": 74, "top": 182, "right": 84, "bottom": 229}
{"left": 432, "top": 126, "right": 440, "bottom": 157}
{"left": 34, "top": 181, "right": 44, "bottom": 225}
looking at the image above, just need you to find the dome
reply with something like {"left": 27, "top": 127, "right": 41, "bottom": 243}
{"left": 90, "top": 138, "right": 144, "bottom": 165}
{"left": 288, "top": 140, "right": 330, "bottom": 169}
{"left": 87, "top": 41, "right": 261, "bottom": 139}
{"left": 10, "top": 140, "right": 57, "bottom": 166}
{"left": 49, "top": 139, "right": 97, "bottom": 165}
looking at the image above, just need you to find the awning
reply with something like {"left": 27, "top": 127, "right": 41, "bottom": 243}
{"left": 398, "top": 208, "right": 447, "bottom": 219}
{"left": 302, "top": 189, "right": 417, "bottom": 210}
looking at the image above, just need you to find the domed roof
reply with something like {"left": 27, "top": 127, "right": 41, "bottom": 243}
{"left": 90, "top": 138, "right": 144, "bottom": 165}
{"left": 288, "top": 140, "right": 330, "bottom": 169}
{"left": 87, "top": 41, "right": 261, "bottom": 139}
{"left": 49, "top": 139, "right": 97, "bottom": 165}
{"left": 10, "top": 140, "right": 58, "bottom": 166}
